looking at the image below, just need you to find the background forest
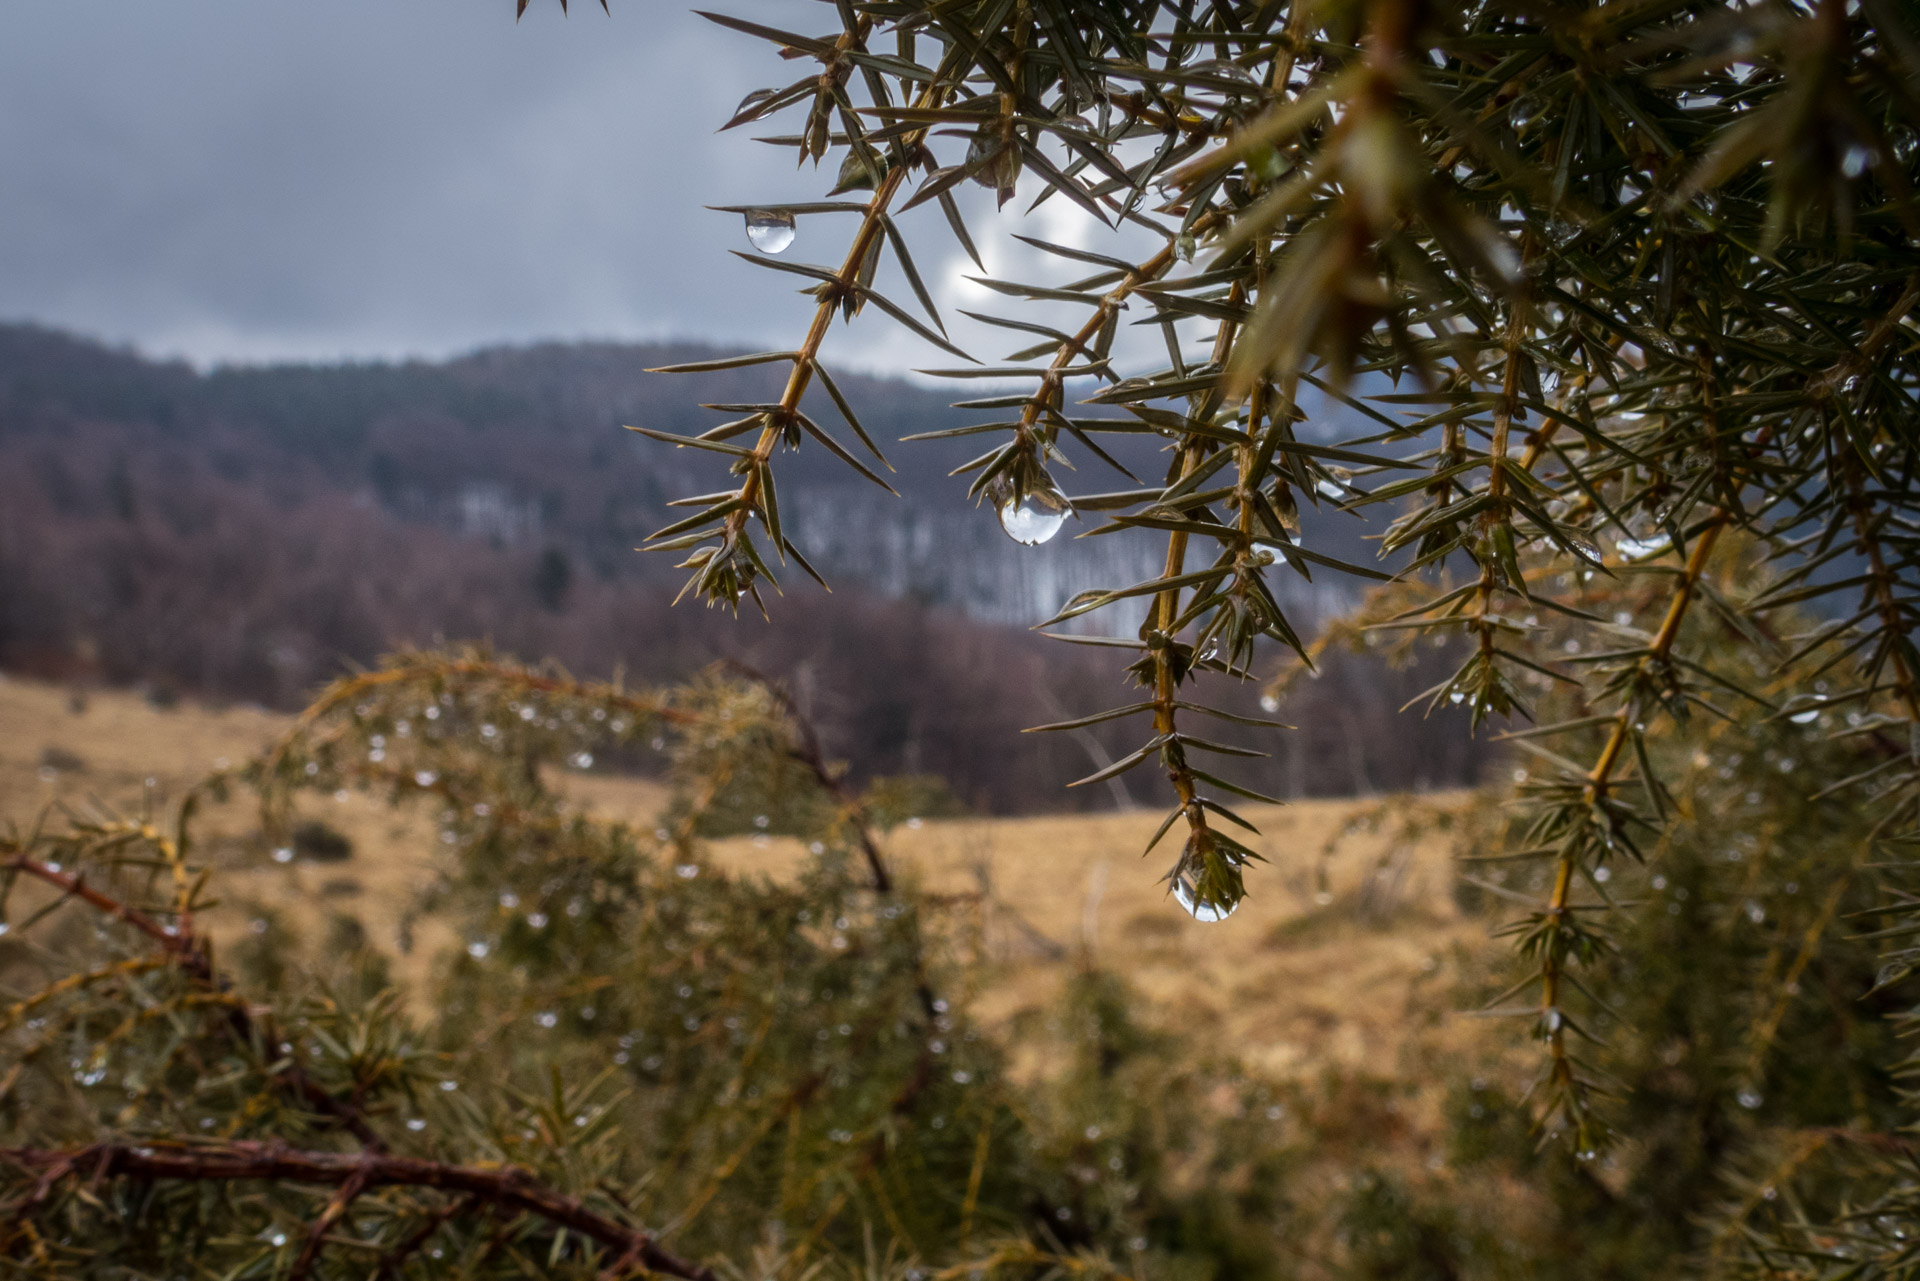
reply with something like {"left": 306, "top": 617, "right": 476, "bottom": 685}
{"left": 0, "top": 322, "right": 1485, "bottom": 810}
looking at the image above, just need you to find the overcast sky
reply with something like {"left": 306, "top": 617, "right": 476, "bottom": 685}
{"left": 0, "top": 1, "right": 1148, "bottom": 377}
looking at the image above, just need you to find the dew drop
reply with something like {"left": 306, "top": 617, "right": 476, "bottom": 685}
{"left": 1737, "top": 1089, "right": 1763, "bottom": 1110}
{"left": 991, "top": 478, "right": 1071, "bottom": 545}
{"left": 1565, "top": 533, "right": 1604, "bottom": 564}
{"left": 1189, "top": 58, "right": 1257, "bottom": 86}
{"left": 1259, "top": 693, "right": 1281, "bottom": 714}
{"left": 1617, "top": 533, "right": 1672, "bottom": 560}
{"left": 1843, "top": 144, "right": 1875, "bottom": 179}
{"left": 744, "top": 209, "right": 796, "bottom": 254}
{"left": 1171, "top": 867, "right": 1240, "bottom": 923}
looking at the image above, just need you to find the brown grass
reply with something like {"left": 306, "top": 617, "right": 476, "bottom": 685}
{"left": 0, "top": 674, "right": 1509, "bottom": 1127}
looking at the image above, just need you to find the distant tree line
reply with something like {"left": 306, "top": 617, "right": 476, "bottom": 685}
{"left": 0, "top": 324, "right": 1491, "bottom": 810}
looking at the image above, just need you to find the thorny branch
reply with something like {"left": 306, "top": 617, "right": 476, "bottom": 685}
{"left": 0, "top": 1142, "right": 714, "bottom": 1281}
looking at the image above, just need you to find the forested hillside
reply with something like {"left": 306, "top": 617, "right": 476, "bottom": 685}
{"left": 0, "top": 323, "right": 1487, "bottom": 808}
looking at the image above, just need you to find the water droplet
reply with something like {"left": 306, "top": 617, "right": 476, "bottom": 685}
{"left": 1737, "top": 1089, "right": 1763, "bottom": 1110}
{"left": 675, "top": 863, "right": 700, "bottom": 879}
{"left": 1259, "top": 693, "right": 1281, "bottom": 714}
{"left": 1843, "top": 144, "right": 1875, "bottom": 179}
{"left": 991, "top": 478, "right": 1071, "bottom": 545}
{"left": 414, "top": 769, "right": 438, "bottom": 787}
{"left": 1617, "top": 533, "right": 1672, "bottom": 560}
{"left": 1171, "top": 850, "right": 1242, "bottom": 923}
{"left": 1188, "top": 58, "right": 1258, "bottom": 86}
{"left": 270, "top": 1233, "right": 287, "bottom": 1248}
{"left": 466, "top": 941, "right": 490, "bottom": 959}
{"left": 1508, "top": 94, "right": 1542, "bottom": 131}
{"left": 406, "top": 1117, "right": 426, "bottom": 1132}
{"left": 1593, "top": 865, "right": 1611, "bottom": 883}
{"left": 744, "top": 209, "right": 796, "bottom": 254}
{"left": 1175, "top": 232, "right": 1196, "bottom": 263}
{"left": 1541, "top": 369, "right": 1561, "bottom": 396}
{"left": 1448, "top": 690, "right": 1466, "bottom": 705}
{"left": 1565, "top": 533, "right": 1604, "bottom": 564}
{"left": 1314, "top": 477, "right": 1346, "bottom": 501}
{"left": 271, "top": 847, "right": 294, "bottom": 864}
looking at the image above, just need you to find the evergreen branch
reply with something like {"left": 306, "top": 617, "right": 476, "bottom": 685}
{"left": 1, "top": 853, "right": 386, "bottom": 1152}
{"left": 1538, "top": 517, "right": 1727, "bottom": 1147}
{"left": 651, "top": 36, "right": 965, "bottom": 609}
{"left": 0, "top": 1142, "right": 715, "bottom": 1281}
{"left": 263, "top": 652, "right": 692, "bottom": 791}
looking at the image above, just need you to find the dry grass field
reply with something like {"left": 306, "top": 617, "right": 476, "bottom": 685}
{"left": 0, "top": 673, "right": 1511, "bottom": 1136}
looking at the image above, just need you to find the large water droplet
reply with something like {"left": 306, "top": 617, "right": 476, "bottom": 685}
{"left": 744, "top": 209, "right": 796, "bottom": 254}
{"left": 1170, "top": 842, "right": 1245, "bottom": 923}
{"left": 992, "top": 479, "right": 1070, "bottom": 545}
{"left": 1509, "top": 93, "right": 1543, "bottom": 131}
{"left": 1842, "top": 143, "right": 1876, "bottom": 179}
{"left": 1173, "top": 877, "right": 1239, "bottom": 923}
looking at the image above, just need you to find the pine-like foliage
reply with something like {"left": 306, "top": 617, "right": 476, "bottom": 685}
{"left": 0, "top": 652, "right": 1211, "bottom": 1278}
{"left": 631, "top": 0, "right": 1920, "bottom": 1163}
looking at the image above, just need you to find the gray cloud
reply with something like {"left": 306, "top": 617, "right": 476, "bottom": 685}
{"left": 0, "top": 1, "right": 1174, "bottom": 379}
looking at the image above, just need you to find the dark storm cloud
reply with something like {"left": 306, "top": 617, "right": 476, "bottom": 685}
{"left": 0, "top": 1, "right": 1151, "bottom": 375}
{"left": 0, "top": 2, "right": 820, "bottom": 363}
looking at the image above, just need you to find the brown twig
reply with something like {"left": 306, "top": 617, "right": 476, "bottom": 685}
{"left": 1, "top": 1141, "right": 714, "bottom": 1281}
{"left": 714, "top": 660, "right": 945, "bottom": 1023}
